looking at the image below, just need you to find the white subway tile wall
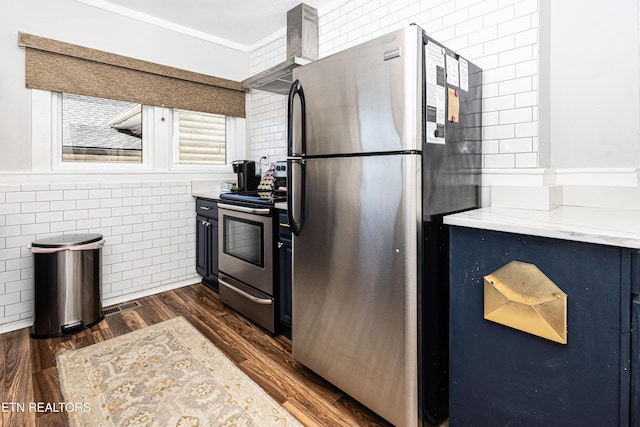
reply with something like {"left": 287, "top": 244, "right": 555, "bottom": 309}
{"left": 248, "top": 0, "right": 538, "bottom": 169}
{"left": 248, "top": 36, "right": 289, "bottom": 162}
{"left": 0, "top": 181, "right": 198, "bottom": 329}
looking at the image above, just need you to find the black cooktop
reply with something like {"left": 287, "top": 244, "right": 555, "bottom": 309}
{"left": 219, "top": 190, "right": 286, "bottom": 206}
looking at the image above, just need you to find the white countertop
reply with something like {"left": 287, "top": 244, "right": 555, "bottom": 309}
{"left": 444, "top": 206, "right": 640, "bottom": 249}
{"left": 191, "top": 179, "right": 232, "bottom": 200}
{"left": 192, "top": 191, "right": 222, "bottom": 200}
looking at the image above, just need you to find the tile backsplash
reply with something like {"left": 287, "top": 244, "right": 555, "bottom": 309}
{"left": 248, "top": 0, "right": 539, "bottom": 169}
{"left": 0, "top": 181, "right": 198, "bottom": 331}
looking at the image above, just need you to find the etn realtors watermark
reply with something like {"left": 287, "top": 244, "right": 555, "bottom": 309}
{"left": 1, "top": 401, "right": 90, "bottom": 413}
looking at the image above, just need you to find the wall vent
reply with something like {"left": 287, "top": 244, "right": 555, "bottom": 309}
{"left": 103, "top": 300, "right": 141, "bottom": 316}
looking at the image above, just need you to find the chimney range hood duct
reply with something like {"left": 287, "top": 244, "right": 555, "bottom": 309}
{"left": 242, "top": 3, "right": 318, "bottom": 95}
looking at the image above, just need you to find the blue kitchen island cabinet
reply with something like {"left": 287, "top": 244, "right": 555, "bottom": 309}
{"left": 445, "top": 207, "right": 640, "bottom": 427}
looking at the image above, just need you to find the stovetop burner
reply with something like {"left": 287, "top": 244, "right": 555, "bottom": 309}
{"left": 219, "top": 190, "right": 286, "bottom": 206}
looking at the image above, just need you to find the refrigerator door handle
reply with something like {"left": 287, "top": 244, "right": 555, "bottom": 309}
{"left": 287, "top": 79, "right": 306, "bottom": 157}
{"left": 287, "top": 158, "right": 305, "bottom": 236}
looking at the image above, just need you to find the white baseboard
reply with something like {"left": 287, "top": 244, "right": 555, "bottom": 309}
{"left": 0, "top": 319, "right": 34, "bottom": 336}
{"left": 103, "top": 278, "right": 201, "bottom": 307}
{"left": 0, "top": 279, "right": 203, "bottom": 336}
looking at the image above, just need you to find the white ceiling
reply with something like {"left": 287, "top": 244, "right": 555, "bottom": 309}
{"left": 81, "top": 0, "right": 339, "bottom": 50}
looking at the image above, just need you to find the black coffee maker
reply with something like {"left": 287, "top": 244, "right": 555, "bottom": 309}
{"left": 232, "top": 160, "right": 258, "bottom": 192}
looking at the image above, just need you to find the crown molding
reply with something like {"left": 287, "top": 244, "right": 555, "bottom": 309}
{"left": 73, "top": 0, "right": 250, "bottom": 53}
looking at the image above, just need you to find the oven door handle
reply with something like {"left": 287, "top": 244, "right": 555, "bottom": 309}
{"left": 219, "top": 279, "right": 273, "bottom": 305}
{"left": 217, "top": 203, "right": 271, "bottom": 215}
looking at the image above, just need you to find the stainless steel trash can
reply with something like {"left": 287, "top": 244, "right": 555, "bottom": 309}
{"left": 30, "top": 233, "right": 105, "bottom": 338}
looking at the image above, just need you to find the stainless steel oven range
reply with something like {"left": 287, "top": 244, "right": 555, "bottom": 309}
{"left": 217, "top": 191, "right": 284, "bottom": 333}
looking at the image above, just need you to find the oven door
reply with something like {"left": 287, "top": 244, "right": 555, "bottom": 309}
{"left": 217, "top": 203, "right": 273, "bottom": 295}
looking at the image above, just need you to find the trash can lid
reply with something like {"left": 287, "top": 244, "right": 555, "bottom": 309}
{"left": 32, "top": 233, "right": 103, "bottom": 248}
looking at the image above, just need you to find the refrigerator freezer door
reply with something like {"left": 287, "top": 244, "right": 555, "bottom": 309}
{"left": 292, "top": 153, "right": 421, "bottom": 427}
{"left": 291, "top": 26, "right": 423, "bottom": 156}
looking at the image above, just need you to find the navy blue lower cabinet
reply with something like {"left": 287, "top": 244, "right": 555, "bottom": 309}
{"left": 449, "top": 226, "right": 638, "bottom": 427}
{"left": 631, "top": 253, "right": 640, "bottom": 427}
{"left": 195, "top": 198, "right": 219, "bottom": 292}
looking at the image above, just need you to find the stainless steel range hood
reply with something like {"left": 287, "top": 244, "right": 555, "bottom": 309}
{"left": 242, "top": 3, "right": 318, "bottom": 95}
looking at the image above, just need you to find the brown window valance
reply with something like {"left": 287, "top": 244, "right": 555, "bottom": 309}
{"left": 18, "top": 32, "right": 246, "bottom": 118}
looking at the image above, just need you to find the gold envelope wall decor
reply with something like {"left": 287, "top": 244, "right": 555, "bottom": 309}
{"left": 484, "top": 261, "right": 568, "bottom": 344}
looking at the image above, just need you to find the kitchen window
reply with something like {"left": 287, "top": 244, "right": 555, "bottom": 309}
{"left": 173, "top": 109, "right": 226, "bottom": 165}
{"left": 22, "top": 33, "right": 247, "bottom": 172}
{"left": 34, "top": 90, "right": 242, "bottom": 172}
{"left": 48, "top": 92, "right": 151, "bottom": 171}
{"left": 58, "top": 94, "right": 230, "bottom": 167}
{"left": 61, "top": 94, "right": 143, "bottom": 163}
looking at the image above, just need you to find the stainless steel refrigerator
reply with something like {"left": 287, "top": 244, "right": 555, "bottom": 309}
{"left": 286, "top": 25, "right": 482, "bottom": 426}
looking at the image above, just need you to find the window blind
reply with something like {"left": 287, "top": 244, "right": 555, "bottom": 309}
{"left": 175, "top": 110, "right": 226, "bottom": 164}
{"left": 18, "top": 32, "right": 246, "bottom": 118}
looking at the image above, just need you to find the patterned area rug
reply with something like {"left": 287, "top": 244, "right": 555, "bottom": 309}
{"left": 56, "top": 317, "right": 302, "bottom": 426}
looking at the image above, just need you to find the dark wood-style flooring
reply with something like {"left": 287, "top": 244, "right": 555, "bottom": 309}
{"left": 1, "top": 283, "right": 410, "bottom": 426}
